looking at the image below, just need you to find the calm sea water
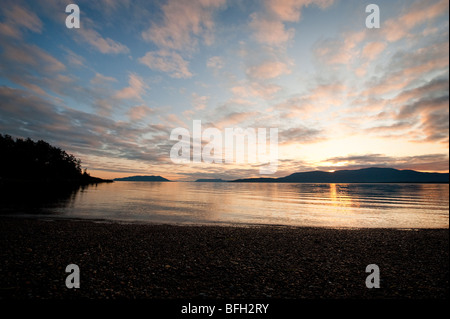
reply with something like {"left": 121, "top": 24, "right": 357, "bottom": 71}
{"left": 5, "top": 182, "right": 448, "bottom": 229}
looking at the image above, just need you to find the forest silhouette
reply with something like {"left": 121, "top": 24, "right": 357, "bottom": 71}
{"left": 0, "top": 134, "right": 111, "bottom": 212}
{"left": 0, "top": 134, "right": 111, "bottom": 185}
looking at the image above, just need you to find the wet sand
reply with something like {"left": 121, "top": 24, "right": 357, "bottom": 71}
{"left": 0, "top": 217, "right": 448, "bottom": 300}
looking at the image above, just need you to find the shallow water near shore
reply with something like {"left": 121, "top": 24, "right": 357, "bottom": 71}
{"left": 1, "top": 182, "right": 448, "bottom": 229}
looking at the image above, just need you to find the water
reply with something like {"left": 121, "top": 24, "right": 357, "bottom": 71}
{"left": 2, "top": 182, "right": 448, "bottom": 229}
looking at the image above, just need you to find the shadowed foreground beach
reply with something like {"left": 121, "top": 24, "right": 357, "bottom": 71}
{"left": 0, "top": 217, "right": 448, "bottom": 301}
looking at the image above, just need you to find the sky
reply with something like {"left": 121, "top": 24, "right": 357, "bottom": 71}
{"left": 0, "top": 0, "right": 448, "bottom": 181}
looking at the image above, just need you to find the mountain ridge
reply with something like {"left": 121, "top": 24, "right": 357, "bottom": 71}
{"left": 230, "top": 167, "right": 449, "bottom": 183}
{"left": 113, "top": 175, "right": 170, "bottom": 182}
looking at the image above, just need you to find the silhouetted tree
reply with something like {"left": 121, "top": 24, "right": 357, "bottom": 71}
{"left": 0, "top": 134, "right": 83, "bottom": 181}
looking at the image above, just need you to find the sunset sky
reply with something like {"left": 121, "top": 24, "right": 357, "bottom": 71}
{"left": 0, "top": 0, "right": 448, "bottom": 181}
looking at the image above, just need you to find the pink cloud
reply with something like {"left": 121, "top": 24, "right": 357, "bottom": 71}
{"left": 363, "top": 41, "right": 448, "bottom": 98}
{"left": 192, "top": 93, "right": 210, "bottom": 111}
{"left": 250, "top": 0, "right": 334, "bottom": 46}
{"left": 246, "top": 60, "right": 292, "bottom": 80}
{"left": 77, "top": 27, "right": 130, "bottom": 54}
{"left": 314, "top": 30, "right": 365, "bottom": 65}
{"left": 361, "top": 42, "right": 387, "bottom": 61}
{"left": 397, "top": 83, "right": 448, "bottom": 107}
{"left": 114, "top": 73, "right": 148, "bottom": 101}
{"left": 206, "top": 56, "right": 225, "bottom": 70}
{"left": 214, "top": 111, "right": 259, "bottom": 129}
{"left": 0, "top": 22, "right": 22, "bottom": 38}
{"left": 420, "top": 109, "right": 449, "bottom": 143}
{"left": 139, "top": 50, "right": 193, "bottom": 79}
{"left": 274, "top": 82, "right": 347, "bottom": 121}
{"left": 266, "top": 0, "right": 334, "bottom": 22}
{"left": 2, "top": 43, "right": 65, "bottom": 73}
{"left": 231, "top": 82, "right": 282, "bottom": 100}
{"left": 163, "top": 114, "right": 187, "bottom": 128}
{"left": 383, "top": 0, "right": 449, "bottom": 42}
{"left": 90, "top": 73, "right": 118, "bottom": 86}
{"left": 0, "top": 5, "right": 43, "bottom": 39}
{"left": 127, "top": 105, "right": 154, "bottom": 121}
{"left": 141, "top": 0, "right": 226, "bottom": 51}
{"left": 249, "top": 13, "right": 295, "bottom": 46}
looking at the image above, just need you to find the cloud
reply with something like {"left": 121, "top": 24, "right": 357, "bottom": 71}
{"left": 420, "top": 108, "right": 449, "bottom": 142}
{"left": 64, "top": 48, "right": 86, "bottom": 68}
{"left": 0, "top": 15, "right": 140, "bottom": 120}
{"left": 310, "top": 0, "right": 448, "bottom": 70}
{"left": 313, "top": 30, "right": 365, "bottom": 65}
{"left": 392, "top": 74, "right": 449, "bottom": 105}
{"left": 366, "top": 121, "right": 414, "bottom": 133}
{"left": 127, "top": 105, "right": 155, "bottom": 122}
{"left": 192, "top": 93, "right": 210, "bottom": 111}
{"left": 114, "top": 73, "right": 148, "bottom": 101}
{"left": 0, "top": 37, "right": 70, "bottom": 100}
{"left": 231, "top": 82, "right": 282, "bottom": 100}
{"left": 141, "top": 0, "right": 226, "bottom": 51}
{"left": 139, "top": 50, "right": 193, "bottom": 79}
{"left": 383, "top": 0, "right": 449, "bottom": 42}
{"left": 139, "top": 0, "right": 227, "bottom": 79}
{"left": 206, "top": 56, "right": 224, "bottom": 70}
{"left": 93, "top": 0, "right": 132, "bottom": 14}
{"left": 0, "top": 86, "right": 169, "bottom": 168}
{"left": 212, "top": 112, "right": 258, "bottom": 129}
{"left": 249, "top": 13, "right": 295, "bottom": 46}
{"left": 90, "top": 73, "right": 118, "bottom": 86}
{"left": 361, "top": 41, "right": 387, "bottom": 61}
{"left": 77, "top": 27, "right": 130, "bottom": 54}
{"left": 313, "top": 0, "right": 448, "bottom": 69}
{"left": 397, "top": 94, "right": 449, "bottom": 120}
{"left": 1, "top": 43, "right": 66, "bottom": 74}
{"left": 265, "top": 0, "right": 334, "bottom": 22}
{"left": 246, "top": 60, "right": 292, "bottom": 80}
{"left": 356, "top": 69, "right": 449, "bottom": 144}
{"left": 0, "top": 22, "right": 21, "bottom": 39}
{"left": 139, "top": 0, "right": 227, "bottom": 80}
{"left": 360, "top": 39, "right": 448, "bottom": 100}
{"left": 0, "top": 87, "right": 59, "bottom": 130}
{"left": 162, "top": 113, "right": 187, "bottom": 128}
{"left": 395, "top": 93, "right": 449, "bottom": 144}
{"left": 0, "top": 4, "right": 43, "bottom": 39}
{"left": 274, "top": 81, "right": 347, "bottom": 121}
{"left": 386, "top": 41, "right": 448, "bottom": 78}
{"left": 250, "top": 0, "right": 334, "bottom": 46}
{"left": 279, "top": 126, "right": 323, "bottom": 145}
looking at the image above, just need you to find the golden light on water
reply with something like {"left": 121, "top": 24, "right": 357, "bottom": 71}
{"left": 52, "top": 182, "right": 449, "bottom": 229}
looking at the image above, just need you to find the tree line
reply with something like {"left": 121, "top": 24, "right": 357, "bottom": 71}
{"left": 0, "top": 134, "right": 89, "bottom": 182}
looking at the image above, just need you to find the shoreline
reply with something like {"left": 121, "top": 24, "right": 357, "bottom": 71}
{"left": 2, "top": 213, "right": 448, "bottom": 231}
{"left": 1, "top": 216, "right": 448, "bottom": 300}
{"left": 0, "top": 212, "right": 449, "bottom": 231}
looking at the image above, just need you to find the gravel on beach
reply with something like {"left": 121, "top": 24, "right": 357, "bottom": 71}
{"left": 0, "top": 217, "right": 448, "bottom": 300}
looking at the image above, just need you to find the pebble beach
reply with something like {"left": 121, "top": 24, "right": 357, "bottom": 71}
{"left": 0, "top": 217, "right": 448, "bottom": 300}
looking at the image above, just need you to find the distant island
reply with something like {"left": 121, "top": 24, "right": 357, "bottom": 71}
{"left": 195, "top": 178, "right": 228, "bottom": 182}
{"left": 231, "top": 167, "right": 449, "bottom": 183}
{"left": 0, "top": 134, "right": 112, "bottom": 187}
{"left": 114, "top": 175, "right": 170, "bottom": 182}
